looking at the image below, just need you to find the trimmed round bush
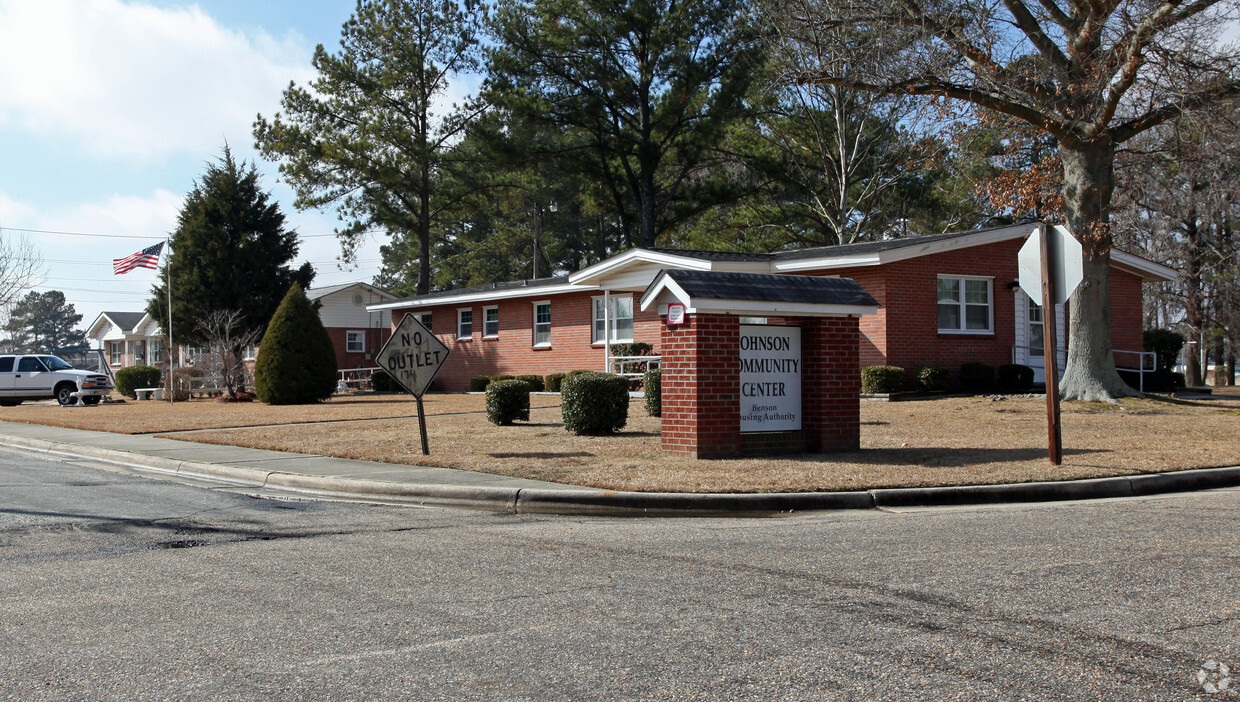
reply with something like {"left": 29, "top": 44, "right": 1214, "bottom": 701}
{"left": 1143, "top": 328, "right": 1185, "bottom": 371}
{"left": 491, "top": 374, "right": 515, "bottom": 383}
{"left": 486, "top": 379, "right": 531, "bottom": 425}
{"left": 861, "top": 365, "right": 904, "bottom": 394}
{"left": 370, "top": 369, "right": 400, "bottom": 392}
{"left": 643, "top": 367, "right": 661, "bottom": 417}
{"left": 959, "top": 362, "right": 995, "bottom": 393}
{"left": 544, "top": 372, "right": 567, "bottom": 393}
{"left": 469, "top": 376, "right": 492, "bottom": 392}
{"left": 115, "top": 364, "right": 161, "bottom": 399}
{"left": 997, "top": 364, "right": 1035, "bottom": 393}
{"left": 914, "top": 366, "right": 950, "bottom": 393}
{"left": 171, "top": 366, "right": 206, "bottom": 402}
{"left": 561, "top": 371, "right": 630, "bottom": 435}
{"left": 567, "top": 369, "right": 591, "bottom": 377}
{"left": 515, "top": 374, "right": 545, "bottom": 391}
{"left": 254, "top": 283, "right": 338, "bottom": 404}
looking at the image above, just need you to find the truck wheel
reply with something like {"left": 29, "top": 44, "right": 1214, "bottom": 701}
{"left": 56, "top": 383, "right": 78, "bottom": 406}
{"left": 81, "top": 396, "right": 101, "bottom": 406}
{"left": 0, "top": 400, "right": 20, "bottom": 407}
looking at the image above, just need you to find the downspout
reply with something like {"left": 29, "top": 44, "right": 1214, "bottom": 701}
{"left": 603, "top": 289, "right": 611, "bottom": 373}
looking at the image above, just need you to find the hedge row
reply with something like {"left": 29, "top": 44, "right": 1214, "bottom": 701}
{"left": 861, "top": 363, "right": 1037, "bottom": 394}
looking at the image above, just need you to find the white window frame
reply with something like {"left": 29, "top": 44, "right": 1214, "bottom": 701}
{"left": 149, "top": 340, "right": 163, "bottom": 365}
{"left": 533, "top": 301, "right": 551, "bottom": 347}
{"left": 417, "top": 312, "right": 432, "bottom": 331}
{"left": 937, "top": 275, "right": 994, "bottom": 335}
{"left": 457, "top": 308, "right": 473, "bottom": 340}
{"left": 592, "top": 294, "right": 635, "bottom": 344}
{"left": 109, "top": 341, "right": 122, "bottom": 366}
{"left": 483, "top": 306, "right": 499, "bottom": 338}
{"left": 346, "top": 330, "right": 366, "bottom": 353}
{"left": 242, "top": 344, "right": 256, "bottom": 361}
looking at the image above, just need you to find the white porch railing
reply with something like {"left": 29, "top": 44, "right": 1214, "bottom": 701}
{"left": 1010, "top": 346, "right": 1157, "bottom": 392}
{"left": 610, "top": 355, "right": 661, "bottom": 380}
{"left": 337, "top": 367, "right": 381, "bottom": 392}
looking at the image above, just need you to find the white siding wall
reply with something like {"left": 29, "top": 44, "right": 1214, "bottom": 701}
{"left": 317, "top": 287, "right": 392, "bottom": 331}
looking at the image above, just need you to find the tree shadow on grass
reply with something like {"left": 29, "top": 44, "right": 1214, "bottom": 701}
{"left": 489, "top": 451, "right": 594, "bottom": 459}
{"left": 777, "top": 446, "right": 1108, "bottom": 468}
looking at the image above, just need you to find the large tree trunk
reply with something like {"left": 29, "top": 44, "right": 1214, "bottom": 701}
{"left": 1057, "top": 142, "right": 1137, "bottom": 401}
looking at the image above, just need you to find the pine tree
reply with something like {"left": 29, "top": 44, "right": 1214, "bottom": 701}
{"left": 253, "top": 284, "right": 337, "bottom": 404}
{"left": 147, "top": 146, "right": 314, "bottom": 364}
{"left": 2, "top": 290, "right": 85, "bottom": 353}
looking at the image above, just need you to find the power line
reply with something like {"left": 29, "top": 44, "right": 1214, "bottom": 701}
{"left": 1, "top": 225, "right": 350, "bottom": 240}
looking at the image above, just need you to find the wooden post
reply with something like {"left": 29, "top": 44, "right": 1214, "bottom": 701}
{"left": 416, "top": 394, "right": 430, "bottom": 456}
{"left": 1039, "top": 225, "right": 1063, "bottom": 465}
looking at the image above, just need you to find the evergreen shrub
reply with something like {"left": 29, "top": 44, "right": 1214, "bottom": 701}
{"left": 491, "top": 374, "right": 515, "bottom": 383}
{"left": 115, "top": 365, "right": 161, "bottom": 399}
{"left": 370, "top": 369, "right": 400, "bottom": 392}
{"left": 561, "top": 371, "right": 630, "bottom": 435}
{"left": 544, "top": 372, "right": 567, "bottom": 393}
{"left": 515, "top": 374, "right": 544, "bottom": 391}
{"left": 861, "top": 366, "right": 904, "bottom": 394}
{"left": 1143, "top": 329, "right": 1185, "bottom": 371}
{"left": 914, "top": 366, "right": 950, "bottom": 393}
{"left": 486, "top": 379, "right": 531, "bottom": 425}
{"left": 643, "top": 367, "right": 661, "bottom": 417}
{"left": 997, "top": 364, "right": 1035, "bottom": 392}
{"left": 959, "top": 363, "right": 995, "bottom": 393}
{"left": 254, "top": 284, "right": 338, "bottom": 404}
{"left": 469, "top": 376, "right": 491, "bottom": 392}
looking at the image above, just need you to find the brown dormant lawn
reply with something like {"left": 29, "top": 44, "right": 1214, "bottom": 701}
{"left": 1, "top": 390, "right": 1237, "bottom": 493}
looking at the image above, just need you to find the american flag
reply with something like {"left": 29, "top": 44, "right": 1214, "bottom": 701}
{"left": 113, "top": 242, "right": 164, "bottom": 274}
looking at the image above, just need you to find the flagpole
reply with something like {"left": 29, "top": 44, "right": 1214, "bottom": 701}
{"left": 165, "top": 237, "right": 174, "bottom": 404}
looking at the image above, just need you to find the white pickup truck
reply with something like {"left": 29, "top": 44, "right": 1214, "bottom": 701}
{"left": 0, "top": 354, "right": 114, "bottom": 406}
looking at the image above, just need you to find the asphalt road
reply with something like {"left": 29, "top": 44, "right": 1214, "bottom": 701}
{"left": 1, "top": 447, "right": 1238, "bottom": 701}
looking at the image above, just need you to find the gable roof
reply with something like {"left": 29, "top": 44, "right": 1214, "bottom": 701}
{"left": 306, "top": 281, "right": 396, "bottom": 302}
{"left": 641, "top": 270, "right": 879, "bottom": 317}
{"left": 86, "top": 311, "right": 150, "bottom": 338}
{"left": 370, "top": 222, "right": 1176, "bottom": 311}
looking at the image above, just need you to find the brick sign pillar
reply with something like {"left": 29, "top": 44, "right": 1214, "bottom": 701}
{"left": 660, "top": 313, "right": 863, "bottom": 459}
{"left": 660, "top": 314, "right": 740, "bottom": 458}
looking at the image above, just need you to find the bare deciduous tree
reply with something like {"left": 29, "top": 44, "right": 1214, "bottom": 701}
{"left": 194, "top": 309, "right": 262, "bottom": 398}
{"left": 768, "top": 0, "right": 1240, "bottom": 400}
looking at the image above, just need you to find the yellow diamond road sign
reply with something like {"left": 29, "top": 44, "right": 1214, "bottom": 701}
{"left": 376, "top": 314, "right": 450, "bottom": 397}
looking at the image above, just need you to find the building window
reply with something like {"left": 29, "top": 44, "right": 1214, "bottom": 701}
{"left": 937, "top": 276, "right": 993, "bottom": 333}
{"left": 149, "top": 340, "right": 163, "bottom": 365}
{"left": 483, "top": 306, "right": 499, "bottom": 338}
{"left": 417, "top": 312, "right": 432, "bottom": 331}
{"left": 457, "top": 308, "right": 473, "bottom": 339}
{"left": 592, "top": 295, "right": 634, "bottom": 344}
{"left": 242, "top": 344, "right": 256, "bottom": 361}
{"left": 533, "top": 302, "right": 551, "bottom": 347}
{"left": 109, "top": 341, "right": 123, "bottom": 366}
{"left": 346, "top": 331, "right": 365, "bottom": 353}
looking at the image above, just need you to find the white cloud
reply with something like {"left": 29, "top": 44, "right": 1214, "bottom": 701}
{"left": 0, "top": 0, "right": 314, "bottom": 160}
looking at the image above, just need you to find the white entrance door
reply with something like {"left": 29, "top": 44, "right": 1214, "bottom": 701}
{"left": 1014, "top": 293, "right": 1066, "bottom": 384}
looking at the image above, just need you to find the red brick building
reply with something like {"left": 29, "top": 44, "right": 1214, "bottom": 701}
{"left": 369, "top": 223, "right": 1176, "bottom": 391}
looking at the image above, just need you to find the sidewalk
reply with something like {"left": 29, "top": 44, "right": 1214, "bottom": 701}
{"left": 2, "top": 420, "right": 1238, "bottom": 516}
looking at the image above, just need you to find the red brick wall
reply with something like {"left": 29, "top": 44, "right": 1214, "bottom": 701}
{"left": 661, "top": 314, "right": 862, "bottom": 458}
{"left": 325, "top": 327, "right": 390, "bottom": 371}
{"left": 1109, "top": 269, "right": 1144, "bottom": 366}
{"left": 389, "top": 291, "right": 662, "bottom": 391}
{"left": 660, "top": 314, "right": 741, "bottom": 458}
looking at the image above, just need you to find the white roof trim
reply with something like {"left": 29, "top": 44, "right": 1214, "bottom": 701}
{"left": 640, "top": 272, "right": 876, "bottom": 318}
{"left": 367, "top": 282, "right": 592, "bottom": 311}
{"left": 569, "top": 248, "right": 714, "bottom": 285}
{"left": 772, "top": 223, "right": 1039, "bottom": 272}
{"left": 1111, "top": 250, "right": 1177, "bottom": 282}
{"left": 86, "top": 311, "right": 157, "bottom": 338}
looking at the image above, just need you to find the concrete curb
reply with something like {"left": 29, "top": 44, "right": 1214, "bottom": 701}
{"left": 3, "top": 432, "right": 1239, "bottom": 516}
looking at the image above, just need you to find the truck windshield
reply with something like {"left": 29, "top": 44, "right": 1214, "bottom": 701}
{"left": 40, "top": 356, "right": 74, "bottom": 371}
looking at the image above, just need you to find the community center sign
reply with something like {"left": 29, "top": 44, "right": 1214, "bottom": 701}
{"left": 738, "top": 324, "right": 802, "bottom": 432}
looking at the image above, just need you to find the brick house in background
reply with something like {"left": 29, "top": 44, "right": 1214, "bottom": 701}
{"left": 368, "top": 223, "right": 1177, "bottom": 392}
{"left": 85, "top": 281, "right": 396, "bottom": 374}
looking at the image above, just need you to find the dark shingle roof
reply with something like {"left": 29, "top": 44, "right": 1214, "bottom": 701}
{"left": 659, "top": 270, "right": 877, "bottom": 308}
{"left": 647, "top": 248, "right": 774, "bottom": 262}
{"left": 400, "top": 275, "right": 569, "bottom": 303}
{"left": 103, "top": 312, "right": 146, "bottom": 331}
{"left": 769, "top": 224, "right": 1028, "bottom": 261}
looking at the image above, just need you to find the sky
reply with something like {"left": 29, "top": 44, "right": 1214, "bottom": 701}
{"left": 0, "top": 0, "right": 403, "bottom": 335}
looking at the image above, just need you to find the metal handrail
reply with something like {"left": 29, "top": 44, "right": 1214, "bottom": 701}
{"left": 1011, "top": 346, "right": 1156, "bottom": 391}
{"left": 610, "top": 355, "right": 661, "bottom": 379}
{"left": 337, "top": 366, "right": 381, "bottom": 391}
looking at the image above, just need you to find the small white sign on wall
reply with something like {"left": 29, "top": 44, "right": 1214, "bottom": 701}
{"left": 739, "top": 324, "right": 802, "bottom": 433}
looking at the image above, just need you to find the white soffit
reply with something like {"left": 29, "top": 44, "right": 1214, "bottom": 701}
{"left": 366, "top": 282, "right": 590, "bottom": 311}
{"left": 1110, "top": 250, "right": 1177, "bottom": 282}
{"left": 569, "top": 249, "right": 714, "bottom": 286}
{"left": 770, "top": 223, "right": 1039, "bottom": 272}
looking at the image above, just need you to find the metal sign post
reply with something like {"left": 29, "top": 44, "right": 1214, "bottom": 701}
{"left": 1018, "top": 224, "right": 1083, "bottom": 466}
{"left": 374, "top": 314, "right": 451, "bottom": 456}
{"left": 1039, "top": 226, "right": 1063, "bottom": 465}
